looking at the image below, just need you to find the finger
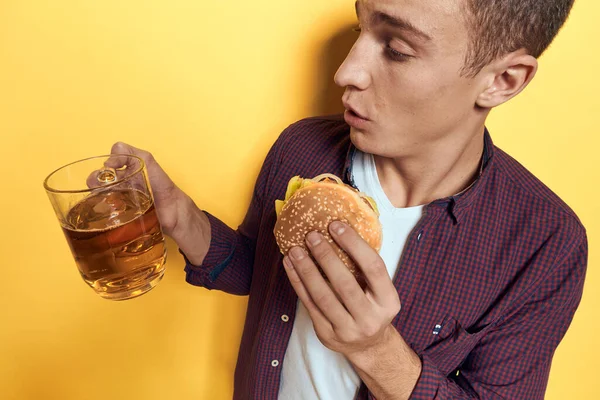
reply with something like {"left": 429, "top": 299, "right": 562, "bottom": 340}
{"left": 109, "top": 142, "right": 177, "bottom": 199}
{"left": 287, "top": 248, "right": 354, "bottom": 329}
{"left": 305, "top": 231, "right": 372, "bottom": 320}
{"left": 283, "top": 257, "right": 333, "bottom": 331}
{"left": 105, "top": 142, "right": 144, "bottom": 170}
{"left": 85, "top": 166, "right": 129, "bottom": 189}
{"left": 85, "top": 163, "right": 142, "bottom": 192}
{"left": 329, "top": 221, "right": 396, "bottom": 305}
{"left": 85, "top": 170, "right": 107, "bottom": 189}
{"left": 104, "top": 143, "right": 157, "bottom": 193}
{"left": 82, "top": 143, "right": 143, "bottom": 190}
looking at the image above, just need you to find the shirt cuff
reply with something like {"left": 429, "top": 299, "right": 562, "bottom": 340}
{"left": 409, "top": 354, "right": 444, "bottom": 399}
{"left": 180, "top": 210, "right": 237, "bottom": 287}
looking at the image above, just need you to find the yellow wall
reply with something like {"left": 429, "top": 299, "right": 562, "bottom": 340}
{"left": 0, "top": 1, "right": 597, "bottom": 398}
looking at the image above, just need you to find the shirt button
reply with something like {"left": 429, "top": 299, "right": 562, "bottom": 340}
{"left": 271, "top": 360, "right": 280, "bottom": 367}
{"left": 417, "top": 232, "right": 423, "bottom": 241}
{"left": 281, "top": 314, "right": 289, "bottom": 322}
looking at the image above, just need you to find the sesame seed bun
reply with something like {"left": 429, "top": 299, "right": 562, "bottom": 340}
{"left": 273, "top": 174, "right": 382, "bottom": 289}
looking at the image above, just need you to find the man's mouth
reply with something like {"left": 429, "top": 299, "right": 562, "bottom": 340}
{"left": 343, "top": 101, "right": 371, "bottom": 129}
{"left": 343, "top": 102, "right": 369, "bottom": 121}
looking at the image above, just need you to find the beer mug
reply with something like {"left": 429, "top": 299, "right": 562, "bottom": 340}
{"left": 44, "top": 155, "right": 167, "bottom": 300}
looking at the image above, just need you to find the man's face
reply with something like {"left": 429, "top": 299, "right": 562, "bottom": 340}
{"left": 335, "top": 0, "right": 485, "bottom": 158}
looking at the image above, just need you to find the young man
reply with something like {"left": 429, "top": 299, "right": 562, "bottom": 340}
{"left": 113, "top": 0, "right": 587, "bottom": 398}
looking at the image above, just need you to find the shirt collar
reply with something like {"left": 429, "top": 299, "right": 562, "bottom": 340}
{"left": 342, "top": 128, "right": 495, "bottom": 224}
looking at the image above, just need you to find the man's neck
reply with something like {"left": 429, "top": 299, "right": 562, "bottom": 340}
{"left": 373, "top": 127, "right": 486, "bottom": 208}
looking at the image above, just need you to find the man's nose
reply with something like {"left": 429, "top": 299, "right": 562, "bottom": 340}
{"left": 334, "top": 40, "right": 371, "bottom": 91}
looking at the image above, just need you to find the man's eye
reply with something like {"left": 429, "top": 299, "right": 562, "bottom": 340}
{"left": 386, "top": 45, "right": 411, "bottom": 62}
{"left": 352, "top": 24, "right": 362, "bottom": 32}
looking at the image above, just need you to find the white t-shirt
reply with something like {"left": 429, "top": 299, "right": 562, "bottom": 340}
{"left": 279, "top": 149, "right": 424, "bottom": 399}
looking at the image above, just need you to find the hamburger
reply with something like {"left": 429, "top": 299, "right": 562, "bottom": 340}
{"left": 273, "top": 173, "right": 383, "bottom": 289}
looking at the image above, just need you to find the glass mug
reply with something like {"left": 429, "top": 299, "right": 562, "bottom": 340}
{"left": 44, "top": 155, "right": 167, "bottom": 300}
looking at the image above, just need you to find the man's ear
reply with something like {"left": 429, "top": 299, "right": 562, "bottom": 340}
{"left": 476, "top": 49, "right": 538, "bottom": 108}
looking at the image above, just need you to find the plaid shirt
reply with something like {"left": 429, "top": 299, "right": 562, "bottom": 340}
{"left": 183, "top": 115, "right": 587, "bottom": 399}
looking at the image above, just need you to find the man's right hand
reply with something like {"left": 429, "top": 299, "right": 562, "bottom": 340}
{"left": 109, "top": 142, "right": 183, "bottom": 235}
{"left": 109, "top": 142, "right": 211, "bottom": 265}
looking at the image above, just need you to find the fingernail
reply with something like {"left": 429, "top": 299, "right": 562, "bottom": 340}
{"left": 330, "top": 221, "right": 345, "bottom": 235}
{"left": 290, "top": 247, "right": 305, "bottom": 260}
{"left": 306, "top": 231, "right": 322, "bottom": 246}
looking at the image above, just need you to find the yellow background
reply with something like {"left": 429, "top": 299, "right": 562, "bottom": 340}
{"left": 0, "top": 0, "right": 597, "bottom": 399}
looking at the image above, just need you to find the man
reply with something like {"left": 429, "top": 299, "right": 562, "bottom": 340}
{"left": 112, "top": 0, "right": 587, "bottom": 398}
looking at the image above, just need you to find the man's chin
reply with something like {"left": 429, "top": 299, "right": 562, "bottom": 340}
{"left": 349, "top": 126, "right": 394, "bottom": 157}
{"left": 349, "top": 125, "right": 368, "bottom": 137}
{"left": 349, "top": 127, "right": 373, "bottom": 152}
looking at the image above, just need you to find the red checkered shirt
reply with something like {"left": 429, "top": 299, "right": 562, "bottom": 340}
{"left": 182, "top": 115, "right": 587, "bottom": 399}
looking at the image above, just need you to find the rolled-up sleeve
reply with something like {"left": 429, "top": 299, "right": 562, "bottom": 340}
{"left": 182, "top": 210, "right": 256, "bottom": 295}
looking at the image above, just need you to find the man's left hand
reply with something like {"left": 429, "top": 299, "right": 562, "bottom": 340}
{"left": 283, "top": 220, "right": 401, "bottom": 357}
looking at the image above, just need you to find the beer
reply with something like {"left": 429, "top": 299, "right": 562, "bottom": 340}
{"left": 62, "top": 188, "right": 166, "bottom": 300}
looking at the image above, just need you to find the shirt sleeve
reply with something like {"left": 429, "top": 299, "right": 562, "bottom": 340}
{"left": 408, "top": 229, "right": 588, "bottom": 399}
{"left": 180, "top": 130, "right": 285, "bottom": 296}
